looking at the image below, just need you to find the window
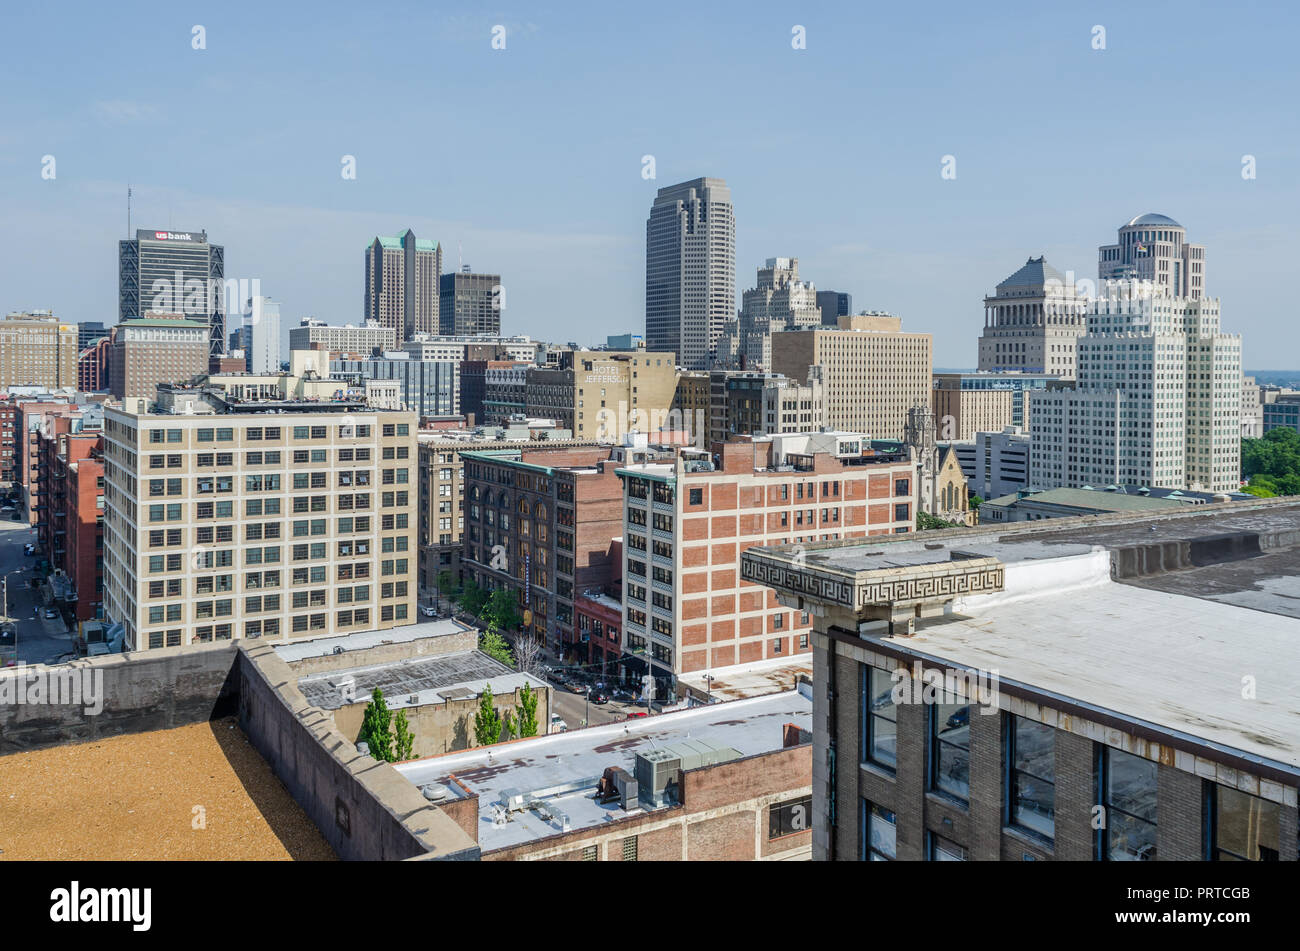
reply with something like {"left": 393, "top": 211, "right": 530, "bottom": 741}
{"left": 931, "top": 702, "right": 970, "bottom": 803}
{"left": 621, "top": 836, "right": 638, "bottom": 862}
{"left": 861, "top": 666, "right": 897, "bottom": 771}
{"left": 1210, "top": 784, "right": 1279, "bottom": 861}
{"left": 861, "top": 801, "right": 896, "bottom": 860}
{"left": 1008, "top": 716, "right": 1055, "bottom": 841}
{"left": 582, "top": 845, "right": 598, "bottom": 861}
{"left": 927, "top": 833, "right": 967, "bottom": 861}
{"left": 769, "top": 795, "right": 812, "bottom": 839}
{"left": 1099, "top": 747, "right": 1157, "bottom": 861}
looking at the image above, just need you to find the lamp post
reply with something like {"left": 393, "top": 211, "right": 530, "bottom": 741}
{"left": 703, "top": 673, "right": 714, "bottom": 704}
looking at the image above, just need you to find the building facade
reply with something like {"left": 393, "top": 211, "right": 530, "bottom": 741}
{"left": 525, "top": 350, "right": 678, "bottom": 443}
{"left": 616, "top": 434, "right": 916, "bottom": 695}
{"left": 35, "top": 420, "right": 105, "bottom": 621}
{"left": 771, "top": 314, "right": 932, "bottom": 442}
{"left": 718, "top": 257, "right": 822, "bottom": 371}
{"left": 331, "top": 355, "right": 460, "bottom": 420}
{"left": 0, "top": 312, "right": 80, "bottom": 390}
{"left": 439, "top": 269, "right": 502, "bottom": 336}
{"left": 816, "top": 291, "right": 853, "bottom": 327}
{"left": 244, "top": 296, "right": 282, "bottom": 374}
{"left": 1099, "top": 213, "right": 1206, "bottom": 299}
{"left": 1030, "top": 283, "right": 1242, "bottom": 493}
{"left": 742, "top": 506, "right": 1299, "bottom": 862}
{"left": 109, "top": 317, "right": 211, "bottom": 400}
{"left": 119, "top": 229, "right": 225, "bottom": 356}
{"left": 978, "top": 257, "right": 1087, "bottom": 378}
{"left": 289, "top": 318, "right": 397, "bottom": 355}
{"left": 645, "top": 177, "right": 735, "bottom": 370}
{"left": 707, "top": 368, "right": 826, "bottom": 448}
{"left": 101, "top": 388, "right": 417, "bottom": 650}
{"left": 364, "top": 230, "right": 441, "bottom": 341}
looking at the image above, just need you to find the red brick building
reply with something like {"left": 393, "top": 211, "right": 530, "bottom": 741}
{"left": 0, "top": 398, "right": 17, "bottom": 484}
{"left": 462, "top": 446, "right": 658, "bottom": 662}
{"left": 616, "top": 432, "right": 916, "bottom": 694}
{"left": 36, "top": 419, "right": 105, "bottom": 620}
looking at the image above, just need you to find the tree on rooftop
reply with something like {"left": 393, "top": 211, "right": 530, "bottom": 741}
{"left": 473, "top": 685, "right": 502, "bottom": 746}
{"left": 393, "top": 709, "right": 415, "bottom": 762}
{"left": 360, "top": 688, "right": 394, "bottom": 761}
{"left": 516, "top": 682, "right": 539, "bottom": 738}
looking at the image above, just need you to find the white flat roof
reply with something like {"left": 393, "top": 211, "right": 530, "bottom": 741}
{"left": 271, "top": 618, "right": 470, "bottom": 662}
{"left": 884, "top": 579, "right": 1300, "bottom": 771}
{"left": 394, "top": 690, "right": 812, "bottom": 852}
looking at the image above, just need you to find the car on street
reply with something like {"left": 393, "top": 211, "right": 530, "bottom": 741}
{"left": 591, "top": 692, "right": 609, "bottom": 705}
{"left": 419, "top": 604, "right": 438, "bottom": 617}
{"left": 23, "top": 543, "right": 36, "bottom": 556}
{"left": 567, "top": 681, "right": 587, "bottom": 695}
{"left": 43, "top": 607, "right": 59, "bottom": 620}
{"left": 626, "top": 711, "right": 647, "bottom": 720}
{"left": 549, "top": 713, "right": 568, "bottom": 734}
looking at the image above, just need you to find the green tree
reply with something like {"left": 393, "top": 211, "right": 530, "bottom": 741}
{"left": 483, "top": 587, "right": 523, "bottom": 631}
{"left": 480, "top": 624, "right": 515, "bottom": 666}
{"left": 969, "top": 495, "right": 983, "bottom": 510}
{"left": 1241, "top": 482, "right": 1276, "bottom": 498}
{"left": 516, "top": 682, "right": 539, "bottom": 737}
{"left": 360, "top": 688, "right": 394, "bottom": 761}
{"left": 473, "top": 685, "right": 502, "bottom": 746}
{"left": 917, "top": 511, "right": 963, "bottom": 531}
{"left": 437, "top": 570, "right": 458, "bottom": 596}
{"left": 456, "top": 578, "right": 488, "bottom": 616}
{"left": 393, "top": 709, "right": 415, "bottom": 761}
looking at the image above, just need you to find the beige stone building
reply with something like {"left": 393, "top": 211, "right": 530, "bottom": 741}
{"left": 102, "top": 386, "right": 417, "bottom": 651}
{"left": 109, "top": 316, "right": 210, "bottom": 400}
{"left": 525, "top": 350, "right": 678, "bottom": 442}
{"left": 0, "top": 311, "right": 79, "bottom": 389}
{"left": 932, "top": 376, "right": 1015, "bottom": 441}
{"left": 770, "top": 314, "right": 932, "bottom": 441}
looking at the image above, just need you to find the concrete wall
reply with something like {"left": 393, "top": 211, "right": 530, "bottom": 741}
{"left": 0, "top": 641, "right": 239, "bottom": 754}
{"left": 281, "top": 628, "right": 477, "bottom": 678}
{"left": 237, "top": 641, "right": 479, "bottom": 861}
{"left": 332, "top": 683, "right": 552, "bottom": 759}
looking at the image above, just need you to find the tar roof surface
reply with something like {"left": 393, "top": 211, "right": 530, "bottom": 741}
{"left": 395, "top": 690, "right": 813, "bottom": 852}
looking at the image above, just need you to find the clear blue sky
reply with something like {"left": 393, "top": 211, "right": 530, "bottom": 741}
{"left": 1, "top": 0, "right": 1295, "bottom": 366}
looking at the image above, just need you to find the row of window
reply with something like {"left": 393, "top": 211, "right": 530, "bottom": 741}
{"left": 861, "top": 666, "right": 1282, "bottom": 861}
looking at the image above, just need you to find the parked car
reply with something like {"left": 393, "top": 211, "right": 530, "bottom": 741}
{"left": 43, "top": 607, "right": 59, "bottom": 620}
{"left": 625, "top": 711, "right": 647, "bottom": 720}
{"left": 419, "top": 604, "right": 438, "bottom": 617}
{"left": 591, "top": 692, "right": 610, "bottom": 705}
{"left": 549, "top": 713, "right": 568, "bottom": 734}
{"left": 567, "top": 682, "right": 587, "bottom": 695}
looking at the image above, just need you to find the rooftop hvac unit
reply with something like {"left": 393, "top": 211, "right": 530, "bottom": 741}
{"left": 635, "top": 749, "right": 682, "bottom": 807}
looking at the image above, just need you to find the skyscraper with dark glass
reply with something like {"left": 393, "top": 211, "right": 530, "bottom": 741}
{"left": 118, "top": 229, "right": 225, "bottom": 355}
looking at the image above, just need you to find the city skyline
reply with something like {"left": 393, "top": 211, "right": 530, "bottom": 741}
{"left": 2, "top": 2, "right": 1296, "bottom": 367}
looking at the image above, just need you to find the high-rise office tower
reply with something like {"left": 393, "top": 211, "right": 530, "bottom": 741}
{"left": 364, "top": 229, "right": 441, "bottom": 341}
{"left": 78, "top": 321, "right": 109, "bottom": 352}
{"left": 719, "top": 257, "right": 822, "bottom": 370}
{"left": 438, "top": 267, "right": 501, "bottom": 336}
{"left": 645, "top": 177, "right": 735, "bottom": 370}
{"left": 1098, "top": 213, "right": 1206, "bottom": 299}
{"left": 245, "top": 296, "right": 282, "bottom": 374}
{"left": 816, "top": 291, "right": 852, "bottom": 327}
{"left": 1030, "top": 282, "right": 1241, "bottom": 493}
{"left": 978, "top": 256, "right": 1088, "bottom": 379}
{"left": 119, "top": 229, "right": 225, "bottom": 356}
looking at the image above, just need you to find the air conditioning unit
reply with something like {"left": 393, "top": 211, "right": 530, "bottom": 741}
{"left": 635, "top": 749, "right": 682, "bottom": 807}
